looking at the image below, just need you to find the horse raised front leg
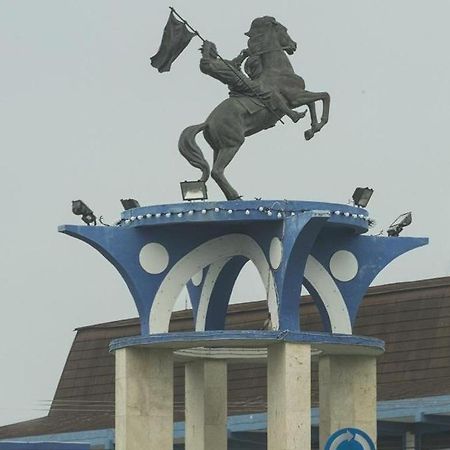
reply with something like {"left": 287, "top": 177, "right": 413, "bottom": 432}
{"left": 211, "top": 146, "right": 242, "bottom": 201}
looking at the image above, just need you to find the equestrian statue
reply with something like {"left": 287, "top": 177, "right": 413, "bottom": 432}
{"left": 151, "top": 10, "right": 330, "bottom": 200}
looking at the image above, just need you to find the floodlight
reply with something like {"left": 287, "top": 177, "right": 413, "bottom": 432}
{"left": 352, "top": 187, "right": 374, "bottom": 208}
{"left": 387, "top": 212, "right": 412, "bottom": 237}
{"left": 180, "top": 181, "right": 208, "bottom": 201}
{"left": 72, "top": 200, "right": 97, "bottom": 226}
{"left": 121, "top": 199, "right": 140, "bottom": 210}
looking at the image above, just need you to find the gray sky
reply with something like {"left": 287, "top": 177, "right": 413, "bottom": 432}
{"left": 1, "top": 0, "right": 449, "bottom": 426}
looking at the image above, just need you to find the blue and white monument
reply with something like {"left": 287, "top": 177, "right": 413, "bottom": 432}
{"left": 61, "top": 9, "right": 428, "bottom": 450}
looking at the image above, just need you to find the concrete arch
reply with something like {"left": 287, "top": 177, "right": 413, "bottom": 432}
{"left": 304, "top": 255, "right": 352, "bottom": 334}
{"left": 149, "top": 234, "right": 278, "bottom": 334}
{"left": 195, "top": 257, "right": 232, "bottom": 331}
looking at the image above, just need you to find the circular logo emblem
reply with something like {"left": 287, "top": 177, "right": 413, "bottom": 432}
{"left": 324, "top": 428, "right": 375, "bottom": 450}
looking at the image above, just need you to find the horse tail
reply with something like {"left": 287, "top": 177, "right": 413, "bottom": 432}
{"left": 178, "top": 122, "right": 210, "bottom": 182}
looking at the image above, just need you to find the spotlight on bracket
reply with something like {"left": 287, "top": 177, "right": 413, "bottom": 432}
{"left": 180, "top": 180, "right": 208, "bottom": 201}
{"left": 121, "top": 199, "right": 140, "bottom": 210}
{"left": 72, "top": 200, "right": 97, "bottom": 226}
{"left": 387, "top": 212, "right": 412, "bottom": 237}
{"left": 352, "top": 187, "right": 374, "bottom": 208}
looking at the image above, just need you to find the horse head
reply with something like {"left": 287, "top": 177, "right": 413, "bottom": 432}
{"left": 245, "top": 17, "right": 297, "bottom": 55}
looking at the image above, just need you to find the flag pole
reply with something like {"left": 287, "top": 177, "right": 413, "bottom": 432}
{"left": 169, "top": 6, "right": 285, "bottom": 125}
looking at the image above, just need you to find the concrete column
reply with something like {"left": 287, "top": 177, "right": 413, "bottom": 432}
{"left": 319, "top": 354, "right": 377, "bottom": 449}
{"left": 267, "top": 343, "right": 311, "bottom": 450}
{"left": 185, "top": 360, "right": 228, "bottom": 450}
{"left": 115, "top": 347, "right": 173, "bottom": 450}
{"left": 404, "top": 431, "right": 416, "bottom": 450}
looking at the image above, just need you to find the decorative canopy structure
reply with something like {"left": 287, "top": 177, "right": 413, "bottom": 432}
{"left": 59, "top": 199, "right": 427, "bottom": 337}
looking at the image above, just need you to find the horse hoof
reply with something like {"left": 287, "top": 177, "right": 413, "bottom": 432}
{"left": 304, "top": 129, "right": 314, "bottom": 140}
{"left": 290, "top": 111, "right": 303, "bottom": 123}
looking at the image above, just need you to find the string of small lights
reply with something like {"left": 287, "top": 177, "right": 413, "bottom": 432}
{"left": 116, "top": 206, "right": 373, "bottom": 227}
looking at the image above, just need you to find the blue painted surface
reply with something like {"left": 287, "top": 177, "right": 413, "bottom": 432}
{"left": 109, "top": 330, "right": 385, "bottom": 353}
{"left": 0, "top": 430, "right": 114, "bottom": 450}
{"left": 3, "top": 395, "right": 450, "bottom": 446}
{"left": 324, "top": 428, "right": 376, "bottom": 450}
{"left": 59, "top": 199, "right": 427, "bottom": 336}
{"left": 0, "top": 444, "right": 90, "bottom": 450}
{"left": 117, "top": 200, "right": 369, "bottom": 234}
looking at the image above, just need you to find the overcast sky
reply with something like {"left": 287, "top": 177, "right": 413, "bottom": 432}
{"left": 1, "top": 0, "right": 449, "bottom": 427}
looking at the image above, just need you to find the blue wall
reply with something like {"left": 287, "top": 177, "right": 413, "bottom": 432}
{"left": 0, "top": 443, "right": 90, "bottom": 450}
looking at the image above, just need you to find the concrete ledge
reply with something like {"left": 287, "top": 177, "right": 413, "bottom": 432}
{"left": 109, "top": 330, "right": 384, "bottom": 356}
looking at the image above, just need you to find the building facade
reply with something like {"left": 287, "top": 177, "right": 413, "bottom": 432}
{"left": 1, "top": 277, "right": 450, "bottom": 449}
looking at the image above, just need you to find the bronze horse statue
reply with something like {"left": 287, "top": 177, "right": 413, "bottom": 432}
{"left": 179, "top": 16, "right": 330, "bottom": 200}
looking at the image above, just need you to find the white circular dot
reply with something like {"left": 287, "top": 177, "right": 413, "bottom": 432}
{"left": 146, "top": 214, "right": 152, "bottom": 218}
{"left": 177, "top": 212, "right": 183, "bottom": 217}
{"left": 201, "top": 209, "right": 207, "bottom": 214}
{"left": 329, "top": 250, "right": 359, "bottom": 282}
{"left": 130, "top": 216, "right": 136, "bottom": 221}
{"left": 258, "top": 206, "right": 264, "bottom": 212}
{"left": 267, "top": 211, "right": 273, "bottom": 216}
{"left": 334, "top": 210, "right": 341, "bottom": 215}
{"left": 165, "top": 213, "right": 171, "bottom": 218}
{"left": 214, "top": 208, "right": 220, "bottom": 212}
{"left": 137, "top": 215, "right": 143, "bottom": 220}
{"left": 139, "top": 243, "right": 169, "bottom": 274}
{"left": 191, "top": 270, "right": 203, "bottom": 286}
{"left": 269, "top": 237, "right": 283, "bottom": 270}
{"left": 228, "top": 209, "right": 233, "bottom": 214}
{"left": 277, "top": 212, "right": 282, "bottom": 218}
{"left": 245, "top": 210, "right": 250, "bottom": 215}
{"left": 188, "top": 210, "right": 194, "bottom": 215}
{"left": 156, "top": 213, "right": 161, "bottom": 218}
{"left": 344, "top": 212, "right": 350, "bottom": 217}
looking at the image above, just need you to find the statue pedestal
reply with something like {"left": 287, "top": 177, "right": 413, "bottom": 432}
{"left": 111, "top": 331, "right": 383, "bottom": 450}
{"left": 60, "top": 199, "right": 427, "bottom": 449}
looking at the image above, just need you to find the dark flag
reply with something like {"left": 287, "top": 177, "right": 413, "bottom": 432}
{"left": 151, "top": 11, "right": 196, "bottom": 73}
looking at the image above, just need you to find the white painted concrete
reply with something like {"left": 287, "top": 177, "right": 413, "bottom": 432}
{"left": 139, "top": 242, "right": 169, "bottom": 274}
{"left": 269, "top": 237, "right": 283, "bottom": 270}
{"left": 191, "top": 269, "right": 203, "bottom": 286}
{"left": 329, "top": 250, "right": 359, "bottom": 282}
{"left": 185, "top": 360, "right": 227, "bottom": 450}
{"left": 149, "top": 234, "right": 279, "bottom": 333}
{"left": 195, "top": 258, "right": 231, "bottom": 331}
{"left": 267, "top": 343, "right": 311, "bottom": 450}
{"left": 304, "top": 256, "right": 352, "bottom": 334}
{"left": 115, "top": 347, "right": 173, "bottom": 450}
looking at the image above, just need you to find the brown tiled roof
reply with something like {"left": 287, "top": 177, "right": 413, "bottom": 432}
{"left": 1, "top": 276, "right": 450, "bottom": 439}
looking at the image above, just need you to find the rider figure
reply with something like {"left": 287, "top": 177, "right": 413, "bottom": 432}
{"left": 200, "top": 41, "right": 304, "bottom": 123}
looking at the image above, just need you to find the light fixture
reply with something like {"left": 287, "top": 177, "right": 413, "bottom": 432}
{"left": 180, "top": 180, "right": 208, "bottom": 201}
{"left": 121, "top": 198, "right": 140, "bottom": 210}
{"left": 72, "top": 200, "right": 97, "bottom": 226}
{"left": 387, "top": 212, "right": 412, "bottom": 237}
{"left": 352, "top": 187, "right": 374, "bottom": 208}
